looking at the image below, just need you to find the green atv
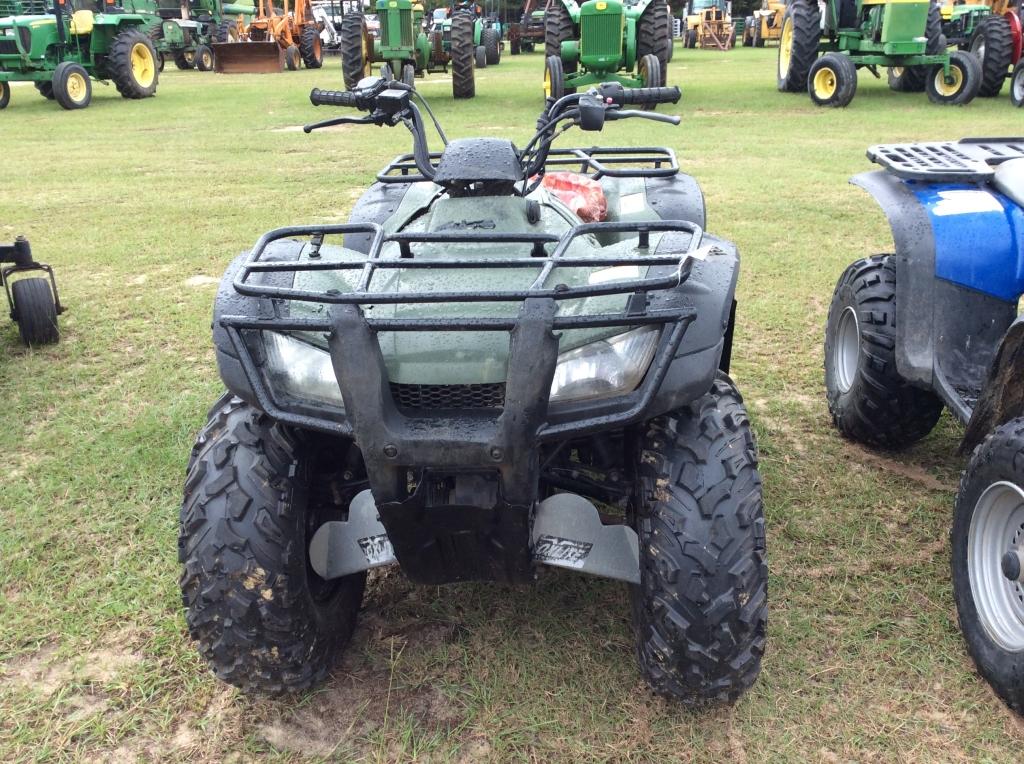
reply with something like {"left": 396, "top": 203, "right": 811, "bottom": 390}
{"left": 777, "top": 0, "right": 982, "bottom": 106}
{"left": 181, "top": 77, "right": 768, "bottom": 703}
{"left": 1, "top": 235, "right": 62, "bottom": 346}
{"left": 543, "top": 0, "right": 671, "bottom": 101}
{"left": 340, "top": 0, "right": 476, "bottom": 97}
{"left": 0, "top": 0, "right": 159, "bottom": 110}
{"left": 148, "top": 0, "right": 255, "bottom": 72}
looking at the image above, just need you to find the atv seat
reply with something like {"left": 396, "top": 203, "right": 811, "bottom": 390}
{"left": 993, "top": 158, "right": 1024, "bottom": 209}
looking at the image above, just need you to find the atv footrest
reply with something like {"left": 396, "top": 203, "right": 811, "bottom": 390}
{"left": 868, "top": 138, "right": 1024, "bottom": 182}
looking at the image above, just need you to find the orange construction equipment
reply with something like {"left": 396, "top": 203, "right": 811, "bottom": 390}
{"left": 213, "top": 0, "right": 324, "bottom": 73}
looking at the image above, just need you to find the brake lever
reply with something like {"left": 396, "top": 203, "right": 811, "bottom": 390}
{"left": 606, "top": 110, "right": 681, "bottom": 125}
{"left": 303, "top": 115, "right": 377, "bottom": 133}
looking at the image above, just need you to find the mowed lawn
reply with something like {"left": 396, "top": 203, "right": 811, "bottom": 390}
{"left": 2, "top": 44, "right": 1024, "bottom": 762}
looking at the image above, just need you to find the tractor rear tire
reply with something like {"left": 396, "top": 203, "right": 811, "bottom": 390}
{"left": 824, "top": 255, "right": 943, "bottom": 448}
{"left": 174, "top": 49, "right": 196, "bottom": 70}
{"left": 285, "top": 44, "right": 301, "bottom": 70}
{"left": 11, "top": 277, "right": 59, "bottom": 346}
{"left": 808, "top": 52, "right": 857, "bottom": 107}
{"left": 52, "top": 61, "right": 92, "bottom": 110}
{"left": 630, "top": 375, "right": 767, "bottom": 706}
{"left": 926, "top": 49, "right": 982, "bottom": 104}
{"left": 484, "top": 27, "right": 500, "bottom": 65}
{"left": 545, "top": 0, "right": 577, "bottom": 77}
{"left": 1012, "top": 61, "right": 1024, "bottom": 106}
{"left": 180, "top": 395, "right": 366, "bottom": 695}
{"left": 777, "top": 0, "right": 820, "bottom": 92}
{"left": 109, "top": 28, "right": 159, "bottom": 98}
{"left": 476, "top": 45, "right": 487, "bottom": 68}
{"left": 0, "top": 81, "right": 9, "bottom": 109}
{"left": 451, "top": 12, "right": 476, "bottom": 98}
{"left": 194, "top": 44, "right": 214, "bottom": 72}
{"left": 893, "top": 3, "right": 943, "bottom": 93}
{"left": 686, "top": 28, "right": 696, "bottom": 48}
{"left": 300, "top": 24, "right": 324, "bottom": 69}
{"left": 637, "top": 0, "right": 670, "bottom": 86}
{"left": 970, "top": 15, "right": 1014, "bottom": 97}
{"left": 34, "top": 81, "right": 55, "bottom": 100}
{"left": 401, "top": 62, "right": 416, "bottom": 88}
{"left": 216, "top": 19, "right": 239, "bottom": 43}
{"left": 544, "top": 54, "right": 566, "bottom": 100}
{"left": 637, "top": 53, "right": 662, "bottom": 107}
{"left": 341, "top": 13, "right": 370, "bottom": 90}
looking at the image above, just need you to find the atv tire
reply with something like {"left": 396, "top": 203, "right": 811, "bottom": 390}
{"left": 631, "top": 375, "right": 767, "bottom": 706}
{"left": 11, "top": 277, "right": 59, "bottom": 346}
{"left": 300, "top": 24, "right": 324, "bottom": 69}
{"left": 341, "top": 13, "right": 371, "bottom": 90}
{"left": 451, "top": 12, "right": 476, "bottom": 98}
{"left": 824, "top": 255, "right": 943, "bottom": 448}
{"left": 970, "top": 14, "right": 1013, "bottom": 97}
{"left": 777, "top": 0, "right": 820, "bottom": 92}
{"left": 637, "top": 0, "right": 671, "bottom": 86}
{"left": 483, "top": 27, "right": 500, "bottom": 65}
{"left": 545, "top": 0, "right": 577, "bottom": 77}
{"left": 180, "top": 395, "right": 366, "bottom": 694}
{"left": 890, "top": 4, "right": 943, "bottom": 93}
{"left": 109, "top": 28, "right": 159, "bottom": 98}
{"left": 952, "top": 418, "right": 1024, "bottom": 713}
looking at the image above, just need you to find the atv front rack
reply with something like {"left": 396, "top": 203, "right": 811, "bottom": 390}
{"left": 377, "top": 146, "right": 679, "bottom": 184}
{"left": 868, "top": 138, "right": 1024, "bottom": 183}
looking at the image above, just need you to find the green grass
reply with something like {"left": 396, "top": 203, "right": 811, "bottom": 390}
{"left": 2, "top": 46, "right": 1024, "bottom": 762}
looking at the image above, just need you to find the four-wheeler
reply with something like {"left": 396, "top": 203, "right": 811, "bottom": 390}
{"left": 1, "top": 235, "right": 62, "bottom": 346}
{"left": 340, "top": 1, "right": 476, "bottom": 97}
{"left": 684, "top": 0, "right": 734, "bottom": 49}
{"left": 544, "top": 0, "right": 672, "bottom": 100}
{"left": 742, "top": 0, "right": 785, "bottom": 47}
{"left": 0, "top": 0, "right": 159, "bottom": 110}
{"left": 823, "top": 138, "right": 1024, "bottom": 713}
{"left": 777, "top": 0, "right": 982, "bottom": 107}
{"left": 211, "top": 0, "right": 323, "bottom": 72}
{"left": 508, "top": 0, "right": 546, "bottom": 54}
{"left": 148, "top": 0, "right": 255, "bottom": 72}
{"left": 181, "top": 75, "right": 768, "bottom": 704}
{"left": 939, "top": 0, "right": 1022, "bottom": 98}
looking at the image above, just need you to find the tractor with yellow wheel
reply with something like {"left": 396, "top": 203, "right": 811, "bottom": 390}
{"left": 777, "top": 0, "right": 982, "bottom": 107}
{"left": 0, "top": 0, "right": 159, "bottom": 110}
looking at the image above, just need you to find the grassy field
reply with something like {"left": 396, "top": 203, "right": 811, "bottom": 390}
{"left": 2, "top": 44, "right": 1024, "bottom": 762}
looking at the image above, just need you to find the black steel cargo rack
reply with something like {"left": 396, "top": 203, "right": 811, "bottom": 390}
{"left": 867, "top": 138, "right": 1024, "bottom": 183}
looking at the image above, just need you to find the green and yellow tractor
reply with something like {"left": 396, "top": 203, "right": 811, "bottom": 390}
{"left": 939, "top": 0, "right": 1023, "bottom": 97}
{"left": 149, "top": 0, "right": 255, "bottom": 72}
{"left": 777, "top": 0, "right": 983, "bottom": 106}
{"left": 340, "top": 0, "right": 476, "bottom": 97}
{"left": 0, "top": 0, "right": 159, "bottom": 110}
{"left": 543, "top": 0, "right": 671, "bottom": 100}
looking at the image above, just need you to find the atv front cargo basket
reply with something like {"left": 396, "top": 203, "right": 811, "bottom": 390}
{"left": 867, "top": 138, "right": 1024, "bottom": 182}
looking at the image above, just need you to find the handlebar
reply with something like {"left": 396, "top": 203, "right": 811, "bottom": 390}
{"left": 617, "top": 86, "right": 681, "bottom": 106}
{"left": 310, "top": 88, "right": 361, "bottom": 108}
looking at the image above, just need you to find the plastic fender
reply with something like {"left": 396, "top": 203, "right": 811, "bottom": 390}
{"left": 1006, "top": 9, "right": 1022, "bottom": 65}
{"left": 962, "top": 317, "right": 1024, "bottom": 453}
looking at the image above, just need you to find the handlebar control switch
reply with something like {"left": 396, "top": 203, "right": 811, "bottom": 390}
{"left": 578, "top": 94, "right": 607, "bottom": 132}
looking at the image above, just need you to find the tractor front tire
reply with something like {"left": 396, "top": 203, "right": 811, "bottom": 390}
{"left": 109, "top": 28, "right": 159, "bottom": 98}
{"left": 808, "top": 52, "right": 857, "bottom": 107}
{"left": 300, "top": 24, "right": 324, "bottom": 69}
{"left": 341, "top": 13, "right": 371, "bottom": 90}
{"left": 483, "top": 27, "right": 500, "bottom": 65}
{"left": 926, "top": 49, "right": 982, "bottom": 105}
{"left": 0, "top": 81, "right": 9, "bottom": 109}
{"left": 34, "top": 81, "right": 55, "bottom": 100}
{"left": 545, "top": 0, "right": 577, "bottom": 76}
{"left": 753, "top": 20, "right": 764, "bottom": 47}
{"left": 194, "top": 44, "right": 214, "bottom": 72}
{"left": 824, "top": 255, "right": 943, "bottom": 448}
{"left": 637, "top": 0, "right": 670, "bottom": 86}
{"left": 401, "top": 62, "right": 416, "bottom": 88}
{"left": 52, "top": 61, "right": 92, "bottom": 110}
{"left": 476, "top": 44, "right": 487, "bottom": 68}
{"left": 777, "top": 0, "right": 820, "bottom": 92}
{"left": 686, "top": 28, "right": 696, "bottom": 48}
{"left": 544, "top": 54, "right": 566, "bottom": 100}
{"left": 180, "top": 396, "right": 366, "bottom": 695}
{"left": 952, "top": 418, "right": 1024, "bottom": 713}
{"left": 970, "top": 15, "right": 1014, "bottom": 97}
{"left": 631, "top": 375, "right": 767, "bottom": 706}
{"left": 285, "top": 44, "right": 301, "bottom": 71}
{"left": 637, "top": 53, "right": 662, "bottom": 106}
{"left": 11, "top": 278, "right": 59, "bottom": 346}
{"left": 1012, "top": 61, "right": 1024, "bottom": 106}
{"left": 174, "top": 49, "right": 196, "bottom": 70}
{"left": 451, "top": 12, "right": 476, "bottom": 98}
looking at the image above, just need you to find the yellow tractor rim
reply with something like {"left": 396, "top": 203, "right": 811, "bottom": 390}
{"left": 890, "top": 66, "right": 904, "bottom": 77}
{"left": 935, "top": 64, "right": 964, "bottom": 96}
{"left": 202, "top": 50, "right": 213, "bottom": 69}
{"left": 362, "top": 30, "right": 371, "bottom": 76}
{"left": 813, "top": 66, "right": 837, "bottom": 98}
{"left": 66, "top": 71, "right": 88, "bottom": 103}
{"left": 779, "top": 20, "right": 792, "bottom": 77}
{"left": 131, "top": 42, "right": 155, "bottom": 87}
{"left": 544, "top": 64, "right": 552, "bottom": 97}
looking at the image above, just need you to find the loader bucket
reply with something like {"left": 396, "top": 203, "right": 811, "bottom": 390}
{"left": 212, "top": 41, "right": 284, "bottom": 73}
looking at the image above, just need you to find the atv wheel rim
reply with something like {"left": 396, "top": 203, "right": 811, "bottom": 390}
{"left": 935, "top": 64, "right": 964, "bottom": 97}
{"left": 968, "top": 481, "right": 1024, "bottom": 651}
{"left": 813, "top": 66, "right": 837, "bottom": 99}
{"left": 131, "top": 42, "right": 156, "bottom": 87}
{"left": 66, "top": 71, "right": 88, "bottom": 104}
{"left": 834, "top": 306, "right": 860, "bottom": 393}
{"left": 778, "top": 20, "right": 792, "bottom": 78}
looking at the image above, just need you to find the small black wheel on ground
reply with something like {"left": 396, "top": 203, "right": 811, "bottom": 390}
{"left": 340, "top": 12, "right": 371, "bottom": 89}
{"left": 401, "top": 62, "right": 415, "bottom": 87}
{"left": 926, "top": 49, "right": 982, "bottom": 104}
{"left": 52, "top": 61, "right": 92, "bottom": 109}
{"left": 637, "top": 53, "right": 662, "bottom": 107}
{"left": 108, "top": 27, "right": 159, "bottom": 98}
{"left": 1011, "top": 61, "right": 1024, "bottom": 107}
{"left": 35, "top": 81, "right": 55, "bottom": 99}
{"left": 180, "top": 395, "right": 366, "bottom": 694}
{"left": 970, "top": 14, "right": 1014, "bottom": 97}
{"left": 451, "top": 12, "right": 476, "bottom": 98}
{"left": 777, "top": 0, "right": 820, "bottom": 92}
{"left": 952, "top": 418, "right": 1024, "bottom": 713}
{"left": 483, "top": 27, "right": 500, "bottom": 65}
{"left": 194, "top": 43, "right": 214, "bottom": 71}
{"left": 174, "top": 49, "right": 196, "bottom": 69}
{"left": 545, "top": 0, "right": 577, "bottom": 75}
{"left": 823, "top": 254, "right": 943, "bottom": 448}
{"left": 630, "top": 375, "right": 767, "bottom": 706}
{"left": 300, "top": 24, "right": 324, "bottom": 69}
{"left": 808, "top": 51, "right": 857, "bottom": 107}
{"left": 11, "top": 277, "right": 59, "bottom": 346}
{"left": 637, "top": 0, "right": 670, "bottom": 85}
{"left": 285, "top": 44, "right": 301, "bottom": 70}
{"left": 544, "top": 54, "right": 565, "bottom": 101}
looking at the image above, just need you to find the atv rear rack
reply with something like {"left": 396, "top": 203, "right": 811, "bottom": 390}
{"left": 867, "top": 138, "right": 1024, "bottom": 182}
{"left": 377, "top": 146, "right": 679, "bottom": 184}
{"left": 220, "top": 218, "right": 704, "bottom": 439}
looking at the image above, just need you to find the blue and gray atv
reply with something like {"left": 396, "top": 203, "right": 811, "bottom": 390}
{"left": 823, "top": 138, "right": 1024, "bottom": 712}
{"left": 179, "top": 76, "right": 767, "bottom": 704}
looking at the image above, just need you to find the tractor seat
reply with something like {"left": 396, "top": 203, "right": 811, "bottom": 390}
{"left": 993, "top": 158, "right": 1024, "bottom": 209}
{"left": 69, "top": 10, "right": 94, "bottom": 35}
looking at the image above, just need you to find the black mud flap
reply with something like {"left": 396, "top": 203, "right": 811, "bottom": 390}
{"left": 962, "top": 318, "right": 1024, "bottom": 454}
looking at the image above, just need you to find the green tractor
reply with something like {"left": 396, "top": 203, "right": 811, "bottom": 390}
{"left": 939, "top": 0, "right": 1023, "bottom": 98}
{"left": 543, "top": 0, "right": 671, "bottom": 101}
{"left": 777, "top": 0, "right": 982, "bottom": 106}
{"left": 0, "top": 0, "right": 159, "bottom": 110}
{"left": 149, "top": 0, "right": 255, "bottom": 72}
{"left": 340, "top": 0, "right": 476, "bottom": 98}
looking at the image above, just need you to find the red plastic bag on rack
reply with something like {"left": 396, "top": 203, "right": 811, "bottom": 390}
{"left": 540, "top": 172, "right": 608, "bottom": 223}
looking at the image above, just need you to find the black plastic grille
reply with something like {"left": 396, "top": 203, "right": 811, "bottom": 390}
{"left": 390, "top": 382, "right": 506, "bottom": 410}
{"left": 0, "top": 39, "right": 18, "bottom": 55}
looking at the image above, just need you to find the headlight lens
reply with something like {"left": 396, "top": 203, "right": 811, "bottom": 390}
{"left": 549, "top": 326, "right": 661, "bottom": 403}
{"left": 262, "top": 332, "right": 345, "bottom": 410}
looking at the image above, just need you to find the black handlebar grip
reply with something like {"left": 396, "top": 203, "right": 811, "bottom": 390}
{"left": 619, "top": 86, "right": 681, "bottom": 105}
{"left": 309, "top": 88, "right": 361, "bottom": 107}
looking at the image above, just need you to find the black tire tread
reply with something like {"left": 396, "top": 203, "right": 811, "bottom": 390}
{"left": 451, "top": 12, "right": 475, "bottom": 98}
{"left": 974, "top": 14, "right": 1013, "bottom": 97}
{"left": 108, "top": 28, "right": 159, "bottom": 99}
{"left": 778, "top": 0, "right": 820, "bottom": 92}
{"left": 341, "top": 13, "right": 368, "bottom": 90}
{"left": 300, "top": 23, "right": 323, "bottom": 69}
{"left": 11, "top": 277, "right": 59, "bottom": 346}
{"left": 637, "top": 0, "right": 670, "bottom": 86}
{"left": 545, "top": 0, "right": 577, "bottom": 74}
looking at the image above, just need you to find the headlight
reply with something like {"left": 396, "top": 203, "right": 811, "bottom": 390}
{"left": 262, "top": 332, "right": 345, "bottom": 410}
{"left": 549, "top": 326, "right": 661, "bottom": 404}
